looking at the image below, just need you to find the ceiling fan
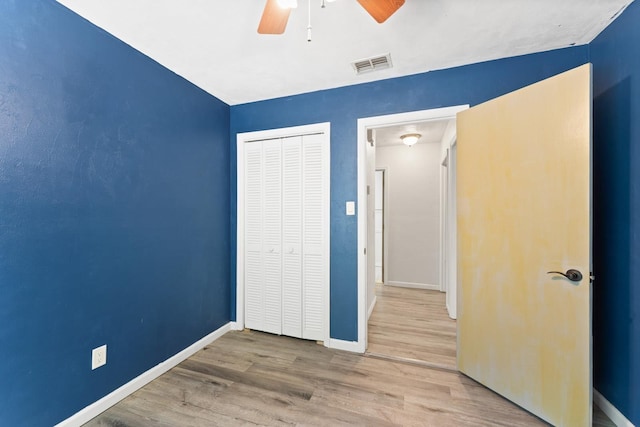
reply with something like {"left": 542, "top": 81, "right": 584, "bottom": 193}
{"left": 258, "top": 0, "right": 405, "bottom": 34}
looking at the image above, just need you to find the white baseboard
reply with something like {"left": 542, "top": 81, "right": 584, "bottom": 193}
{"left": 327, "top": 338, "right": 365, "bottom": 354}
{"left": 368, "top": 295, "right": 377, "bottom": 320}
{"left": 230, "top": 321, "right": 243, "bottom": 331}
{"left": 387, "top": 281, "right": 439, "bottom": 291}
{"left": 446, "top": 299, "right": 457, "bottom": 320}
{"left": 55, "top": 322, "right": 233, "bottom": 427}
{"left": 594, "top": 389, "right": 635, "bottom": 427}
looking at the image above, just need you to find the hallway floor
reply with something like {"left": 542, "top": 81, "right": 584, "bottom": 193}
{"left": 367, "top": 285, "right": 457, "bottom": 370}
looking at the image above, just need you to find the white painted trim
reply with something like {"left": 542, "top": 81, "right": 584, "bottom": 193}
{"left": 446, "top": 138, "right": 458, "bottom": 320}
{"left": 230, "top": 321, "right": 243, "bottom": 331}
{"left": 322, "top": 127, "right": 332, "bottom": 344}
{"left": 327, "top": 338, "right": 364, "bottom": 353}
{"left": 357, "top": 117, "right": 368, "bottom": 352}
{"left": 387, "top": 281, "right": 440, "bottom": 291}
{"left": 372, "top": 167, "right": 389, "bottom": 287}
{"left": 439, "top": 152, "right": 448, "bottom": 293}
{"left": 357, "top": 106, "right": 469, "bottom": 352}
{"left": 236, "top": 122, "right": 331, "bottom": 344}
{"left": 439, "top": 119, "right": 458, "bottom": 295}
{"left": 236, "top": 137, "right": 245, "bottom": 331}
{"left": 594, "top": 389, "right": 635, "bottom": 427}
{"left": 55, "top": 323, "right": 232, "bottom": 427}
{"left": 379, "top": 167, "right": 390, "bottom": 287}
{"left": 367, "top": 295, "right": 377, "bottom": 320}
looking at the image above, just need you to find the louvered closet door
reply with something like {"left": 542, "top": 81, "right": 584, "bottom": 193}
{"left": 261, "top": 140, "right": 283, "bottom": 335}
{"left": 243, "top": 131, "right": 328, "bottom": 341}
{"left": 282, "top": 137, "right": 303, "bottom": 338}
{"left": 244, "top": 142, "right": 264, "bottom": 331}
{"left": 301, "top": 133, "right": 327, "bottom": 341}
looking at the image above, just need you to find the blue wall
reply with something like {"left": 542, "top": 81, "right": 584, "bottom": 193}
{"left": 591, "top": 2, "right": 640, "bottom": 425}
{"left": 230, "top": 46, "right": 590, "bottom": 341}
{"left": 0, "top": 1, "right": 230, "bottom": 425}
{"left": 2, "top": 0, "right": 633, "bottom": 423}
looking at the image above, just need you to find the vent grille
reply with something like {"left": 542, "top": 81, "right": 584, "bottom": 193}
{"left": 352, "top": 53, "right": 392, "bottom": 75}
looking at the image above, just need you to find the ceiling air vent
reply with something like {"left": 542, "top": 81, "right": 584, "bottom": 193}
{"left": 352, "top": 53, "right": 392, "bottom": 75}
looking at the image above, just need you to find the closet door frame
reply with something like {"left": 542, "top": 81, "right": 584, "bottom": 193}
{"left": 236, "top": 122, "right": 330, "bottom": 344}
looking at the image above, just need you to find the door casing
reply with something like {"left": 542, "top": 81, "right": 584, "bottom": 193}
{"left": 374, "top": 167, "right": 388, "bottom": 286}
{"left": 356, "top": 105, "right": 469, "bottom": 352}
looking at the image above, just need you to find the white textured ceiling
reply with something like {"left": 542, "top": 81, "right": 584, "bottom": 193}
{"left": 56, "top": 0, "right": 632, "bottom": 105}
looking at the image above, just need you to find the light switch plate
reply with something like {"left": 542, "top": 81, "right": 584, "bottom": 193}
{"left": 346, "top": 201, "right": 355, "bottom": 216}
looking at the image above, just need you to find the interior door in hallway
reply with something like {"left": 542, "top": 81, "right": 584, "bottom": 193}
{"left": 457, "top": 64, "right": 592, "bottom": 426}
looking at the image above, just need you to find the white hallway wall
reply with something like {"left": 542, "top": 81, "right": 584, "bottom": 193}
{"left": 376, "top": 142, "right": 441, "bottom": 288}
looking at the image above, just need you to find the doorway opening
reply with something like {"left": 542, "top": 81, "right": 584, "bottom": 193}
{"left": 356, "top": 106, "right": 468, "bottom": 364}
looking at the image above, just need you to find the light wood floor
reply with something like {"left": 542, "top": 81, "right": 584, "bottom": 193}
{"left": 84, "top": 285, "right": 614, "bottom": 426}
{"left": 366, "top": 284, "right": 614, "bottom": 427}
{"left": 86, "top": 330, "right": 548, "bottom": 426}
{"left": 367, "top": 285, "right": 457, "bottom": 370}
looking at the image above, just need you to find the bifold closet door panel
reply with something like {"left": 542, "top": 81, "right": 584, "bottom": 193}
{"left": 262, "top": 139, "right": 283, "bottom": 335}
{"left": 244, "top": 141, "right": 264, "bottom": 331}
{"left": 302, "top": 133, "right": 327, "bottom": 341}
{"left": 243, "top": 131, "right": 327, "bottom": 341}
{"left": 282, "top": 137, "right": 303, "bottom": 338}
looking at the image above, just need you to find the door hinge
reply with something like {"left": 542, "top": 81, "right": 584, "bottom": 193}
{"left": 364, "top": 248, "right": 367, "bottom": 255}
{"left": 590, "top": 272, "right": 595, "bottom": 282}
{"left": 367, "top": 185, "right": 371, "bottom": 196}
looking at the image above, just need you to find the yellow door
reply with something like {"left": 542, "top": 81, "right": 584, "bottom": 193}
{"left": 457, "top": 64, "right": 591, "bottom": 426}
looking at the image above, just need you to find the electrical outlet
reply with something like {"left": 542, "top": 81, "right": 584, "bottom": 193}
{"left": 91, "top": 345, "right": 107, "bottom": 370}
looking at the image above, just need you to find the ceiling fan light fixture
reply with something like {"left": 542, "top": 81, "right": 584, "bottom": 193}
{"left": 401, "top": 133, "right": 421, "bottom": 146}
{"left": 276, "top": 0, "right": 298, "bottom": 9}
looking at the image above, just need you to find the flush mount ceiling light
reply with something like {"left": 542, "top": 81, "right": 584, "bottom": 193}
{"left": 401, "top": 133, "right": 421, "bottom": 146}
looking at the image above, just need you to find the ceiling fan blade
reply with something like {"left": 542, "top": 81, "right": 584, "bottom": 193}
{"left": 357, "top": 0, "right": 405, "bottom": 23}
{"left": 258, "top": 0, "right": 292, "bottom": 34}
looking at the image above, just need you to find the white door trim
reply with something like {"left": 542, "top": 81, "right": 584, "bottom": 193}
{"left": 236, "top": 122, "right": 331, "bottom": 344}
{"left": 440, "top": 151, "right": 449, "bottom": 294}
{"left": 356, "top": 106, "right": 468, "bottom": 352}
{"left": 446, "top": 139, "right": 458, "bottom": 319}
{"left": 375, "top": 167, "right": 389, "bottom": 286}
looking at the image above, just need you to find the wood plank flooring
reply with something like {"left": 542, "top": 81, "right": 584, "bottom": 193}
{"left": 367, "top": 285, "right": 457, "bottom": 370}
{"left": 366, "top": 284, "right": 615, "bottom": 427}
{"left": 86, "top": 330, "right": 548, "bottom": 426}
{"left": 84, "top": 284, "right": 614, "bottom": 426}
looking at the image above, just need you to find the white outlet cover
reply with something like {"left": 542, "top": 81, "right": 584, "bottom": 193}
{"left": 91, "top": 344, "right": 107, "bottom": 370}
